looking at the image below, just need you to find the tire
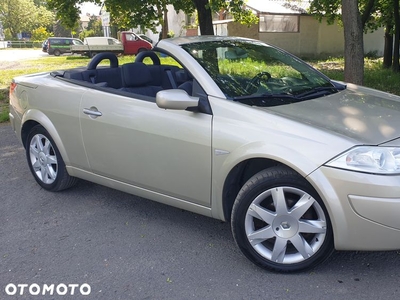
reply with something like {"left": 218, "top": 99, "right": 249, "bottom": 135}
{"left": 231, "top": 166, "right": 333, "bottom": 272}
{"left": 26, "top": 125, "right": 78, "bottom": 192}
{"left": 53, "top": 49, "right": 61, "bottom": 56}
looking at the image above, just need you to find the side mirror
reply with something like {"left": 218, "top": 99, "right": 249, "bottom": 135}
{"left": 156, "top": 89, "right": 199, "bottom": 110}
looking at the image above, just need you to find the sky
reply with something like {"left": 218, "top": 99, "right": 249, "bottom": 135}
{"left": 79, "top": 2, "right": 102, "bottom": 16}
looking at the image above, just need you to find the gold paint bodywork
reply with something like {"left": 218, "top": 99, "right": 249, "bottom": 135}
{"left": 9, "top": 37, "right": 400, "bottom": 252}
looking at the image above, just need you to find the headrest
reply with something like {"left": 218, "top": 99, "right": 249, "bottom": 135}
{"left": 121, "top": 62, "right": 152, "bottom": 87}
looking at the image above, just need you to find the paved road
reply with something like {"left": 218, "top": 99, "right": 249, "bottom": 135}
{"left": 1, "top": 122, "right": 400, "bottom": 299}
{"left": 0, "top": 49, "right": 49, "bottom": 62}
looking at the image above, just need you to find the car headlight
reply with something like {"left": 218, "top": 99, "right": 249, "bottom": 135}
{"left": 325, "top": 146, "right": 400, "bottom": 174}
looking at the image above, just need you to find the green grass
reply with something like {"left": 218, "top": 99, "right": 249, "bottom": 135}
{"left": 1, "top": 55, "right": 400, "bottom": 123}
{"left": 0, "top": 89, "right": 8, "bottom": 123}
{"left": 309, "top": 57, "right": 400, "bottom": 95}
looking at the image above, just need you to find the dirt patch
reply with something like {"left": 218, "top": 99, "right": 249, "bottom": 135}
{"left": 315, "top": 62, "right": 344, "bottom": 71}
{"left": 0, "top": 61, "right": 23, "bottom": 70}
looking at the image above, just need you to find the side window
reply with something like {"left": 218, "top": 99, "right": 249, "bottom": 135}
{"left": 153, "top": 51, "right": 197, "bottom": 96}
{"left": 126, "top": 34, "right": 138, "bottom": 41}
{"left": 73, "top": 40, "right": 83, "bottom": 45}
{"left": 259, "top": 15, "right": 299, "bottom": 33}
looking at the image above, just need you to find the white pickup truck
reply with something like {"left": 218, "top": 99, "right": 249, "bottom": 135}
{"left": 71, "top": 37, "right": 124, "bottom": 57}
{"left": 71, "top": 32, "right": 152, "bottom": 57}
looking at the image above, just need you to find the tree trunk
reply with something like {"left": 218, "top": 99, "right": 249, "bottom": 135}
{"left": 393, "top": 0, "right": 400, "bottom": 72}
{"left": 162, "top": 7, "right": 169, "bottom": 39}
{"left": 193, "top": 0, "right": 214, "bottom": 35}
{"left": 361, "top": 0, "right": 376, "bottom": 27}
{"left": 383, "top": 23, "right": 393, "bottom": 68}
{"left": 341, "top": 0, "right": 364, "bottom": 85}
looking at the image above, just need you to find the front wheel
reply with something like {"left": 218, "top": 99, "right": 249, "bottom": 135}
{"left": 26, "top": 125, "right": 78, "bottom": 191}
{"left": 231, "top": 166, "right": 333, "bottom": 272}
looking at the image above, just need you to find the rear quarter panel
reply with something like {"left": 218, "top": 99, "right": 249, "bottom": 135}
{"left": 13, "top": 74, "right": 90, "bottom": 170}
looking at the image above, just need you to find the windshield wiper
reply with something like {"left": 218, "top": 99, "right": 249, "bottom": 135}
{"left": 232, "top": 93, "right": 300, "bottom": 106}
{"left": 295, "top": 86, "right": 340, "bottom": 99}
{"left": 233, "top": 93, "right": 299, "bottom": 102}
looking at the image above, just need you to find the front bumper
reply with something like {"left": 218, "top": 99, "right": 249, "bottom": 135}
{"left": 308, "top": 166, "right": 400, "bottom": 251}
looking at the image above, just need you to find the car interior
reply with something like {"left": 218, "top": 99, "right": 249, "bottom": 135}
{"left": 55, "top": 52, "right": 195, "bottom": 100}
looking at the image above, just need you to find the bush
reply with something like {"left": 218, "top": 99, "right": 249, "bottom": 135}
{"left": 31, "top": 27, "right": 53, "bottom": 41}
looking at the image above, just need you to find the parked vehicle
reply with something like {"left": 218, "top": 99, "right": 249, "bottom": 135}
{"left": 83, "top": 37, "right": 121, "bottom": 45}
{"left": 71, "top": 32, "right": 152, "bottom": 57}
{"left": 9, "top": 36, "right": 400, "bottom": 272}
{"left": 46, "top": 37, "right": 84, "bottom": 56}
{"left": 42, "top": 40, "right": 48, "bottom": 53}
{"left": 138, "top": 34, "right": 155, "bottom": 46}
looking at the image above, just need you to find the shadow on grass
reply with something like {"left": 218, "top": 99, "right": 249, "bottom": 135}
{"left": 66, "top": 56, "right": 91, "bottom": 61}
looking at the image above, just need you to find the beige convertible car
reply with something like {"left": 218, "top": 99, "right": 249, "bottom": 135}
{"left": 9, "top": 36, "right": 400, "bottom": 272}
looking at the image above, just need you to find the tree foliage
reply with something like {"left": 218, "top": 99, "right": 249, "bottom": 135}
{"left": 79, "top": 15, "right": 103, "bottom": 40}
{"left": 309, "top": 0, "right": 400, "bottom": 83}
{"left": 193, "top": 0, "right": 258, "bottom": 35}
{"left": 87, "top": 15, "right": 103, "bottom": 34}
{"left": 46, "top": 0, "right": 257, "bottom": 36}
{"left": 0, "top": 0, "right": 54, "bottom": 38}
{"left": 31, "top": 26, "right": 53, "bottom": 41}
{"left": 46, "top": 0, "right": 92, "bottom": 29}
{"left": 309, "top": 0, "right": 377, "bottom": 29}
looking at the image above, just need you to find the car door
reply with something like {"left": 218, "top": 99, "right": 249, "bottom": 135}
{"left": 79, "top": 90, "right": 212, "bottom": 207}
{"left": 122, "top": 33, "right": 139, "bottom": 55}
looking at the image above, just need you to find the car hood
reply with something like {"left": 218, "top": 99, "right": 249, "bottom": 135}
{"left": 266, "top": 84, "right": 400, "bottom": 145}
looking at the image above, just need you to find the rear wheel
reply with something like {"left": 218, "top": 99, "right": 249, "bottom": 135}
{"left": 26, "top": 125, "right": 78, "bottom": 191}
{"left": 231, "top": 166, "right": 333, "bottom": 272}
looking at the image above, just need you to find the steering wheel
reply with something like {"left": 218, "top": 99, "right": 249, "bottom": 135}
{"left": 246, "top": 71, "right": 272, "bottom": 93}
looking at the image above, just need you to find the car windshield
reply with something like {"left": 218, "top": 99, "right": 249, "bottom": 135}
{"left": 181, "top": 40, "right": 343, "bottom": 105}
{"left": 73, "top": 39, "right": 84, "bottom": 45}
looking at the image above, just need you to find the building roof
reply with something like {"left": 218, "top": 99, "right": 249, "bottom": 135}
{"left": 246, "top": 0, "right": 310, "bottom": 14}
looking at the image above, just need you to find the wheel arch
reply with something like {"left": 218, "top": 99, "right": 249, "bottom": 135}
{"left": 221, "top": 157, "right": 322, "bottom": 222}
{"left": 21, "top": 110, "right": 70, "bottom": 164}
{"left": 222, "top": 158, "right": 282, "bottom": 221}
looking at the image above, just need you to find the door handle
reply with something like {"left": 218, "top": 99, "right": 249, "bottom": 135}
{"left": 83, "top": 107, "right": 102, "bottom": 118}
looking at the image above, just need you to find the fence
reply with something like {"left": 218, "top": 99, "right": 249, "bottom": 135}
{"left": 0, "top": 41, "right": 43, "bottom": 49}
